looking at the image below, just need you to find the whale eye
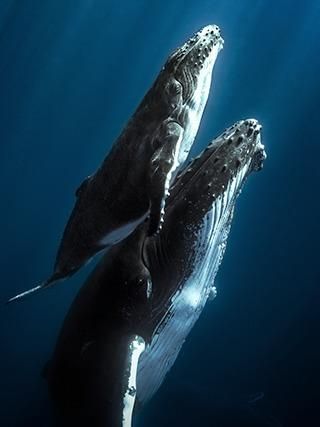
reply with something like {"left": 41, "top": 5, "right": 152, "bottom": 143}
{"left": 165, "top": 80, "right": 183, "bottom": 109}
{"left": 136, "top": 277, "right": 145, "bottom": 287}
{"left": 129, "top": 276, "right": 152, "bottom": 300}
{"left": 167, "top": 79, "right": 182, "bottom": 95}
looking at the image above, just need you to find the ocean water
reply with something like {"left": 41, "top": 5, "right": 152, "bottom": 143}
{"left": 1, "top": 1, "right": 319, "bottom": 426}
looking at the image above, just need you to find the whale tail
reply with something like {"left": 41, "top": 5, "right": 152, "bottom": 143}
{"left": 6, "top": 273, "right": 62, "bottom": 304}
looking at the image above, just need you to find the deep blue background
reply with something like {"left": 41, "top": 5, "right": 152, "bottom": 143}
{"left": 1, "top": 1, "right": 319, "bottom": 426}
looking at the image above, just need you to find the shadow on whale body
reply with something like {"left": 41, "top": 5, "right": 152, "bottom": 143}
{"left": 45, "top": 119, "right": 266, "bottom": 427}
{"left": 8, "top": 24, "right": 224, "bottom": 304}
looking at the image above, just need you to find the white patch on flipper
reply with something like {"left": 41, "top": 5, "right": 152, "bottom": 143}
{"left": 99, "top": 213, "right": 148, "bottom": 247}
{"left": 122, "top": 335, "right": 145, "bottom": 427}
{"left": 183, "top": 285, "right": 202, "bottom": 309}
{"left": 164, "top": 130, "right": 184, "bottom": 203}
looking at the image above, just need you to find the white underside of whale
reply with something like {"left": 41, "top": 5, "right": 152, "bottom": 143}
{"left": 136, "top": 163, "right": 249, "bottom": 405}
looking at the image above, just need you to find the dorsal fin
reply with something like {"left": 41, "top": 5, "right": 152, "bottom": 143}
{"left": 75, "top": 176, "right": 91, "bottom": 197}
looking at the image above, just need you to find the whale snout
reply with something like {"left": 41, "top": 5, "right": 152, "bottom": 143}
{"left": 166, "top": 23, "right": 224, "bottom": 75}
{"left": 210, "top": 118, "right": 266, "bottom": 177}
{"left": 198, "top": 24, "right": 224, "bottom": 50}
{"left": 240, "top": 119, "right": 266, "bottom": 171}
{"left": 233, "top": 118, "right": 261, "bottom": 137}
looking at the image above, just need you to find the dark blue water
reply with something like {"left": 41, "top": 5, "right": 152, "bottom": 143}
{"left": 1, "top": 1, "right": 319, "bottom": 426}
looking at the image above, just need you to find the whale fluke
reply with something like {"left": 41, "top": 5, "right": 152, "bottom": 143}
{"left": 7, "top": 286, "right": 43, "bottom": 303}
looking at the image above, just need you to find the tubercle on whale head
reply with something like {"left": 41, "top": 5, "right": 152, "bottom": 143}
{"left": 144, "top": 120, "right": 265, "bottom": 287}
{"left": 164, "top": 24, "right": 224, "bottom": 78}
{"left": 168, "top": 119, "right": 266, "bottom": 214}
{"left": 214, "top": 118, "right": 267, "bottom": 175}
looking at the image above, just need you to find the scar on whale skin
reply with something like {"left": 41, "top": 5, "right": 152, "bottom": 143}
{"left": 45, "top": 120, "right": 266, "bottom": 427}
{"left": 8, "top": 24, "right": 224, "bottom": 304}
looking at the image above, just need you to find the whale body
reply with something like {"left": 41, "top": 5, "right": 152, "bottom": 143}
{"left": 8, "top": 25, "right": 224, "bottom": 303}
{"left": 45, "top": 120, "right": 266, "bottom": 426}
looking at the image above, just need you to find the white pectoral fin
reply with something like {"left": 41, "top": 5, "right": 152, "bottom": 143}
{"left": 122, "top": 335, "right": 145, "bottom": 427}
{"left": 148, "top": 122, "right": 183, "bottom": 235}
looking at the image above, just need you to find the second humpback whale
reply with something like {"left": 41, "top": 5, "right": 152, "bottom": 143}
{"left": 45, "top": 119, "right": 266, "bottom": 426}
{"left": 8, "top": 24, "right": 224, "bottom": 303}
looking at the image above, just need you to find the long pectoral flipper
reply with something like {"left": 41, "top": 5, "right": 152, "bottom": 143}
{"left": 147, "top": 121, "right": 183, "bottom": 235}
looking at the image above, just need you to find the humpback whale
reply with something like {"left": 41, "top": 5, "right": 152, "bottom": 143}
{"left": 8, "top": 24, "right": 224, "bottom": 303}
{"left": 45, "top": 119, "right": 266, "bottom": 426}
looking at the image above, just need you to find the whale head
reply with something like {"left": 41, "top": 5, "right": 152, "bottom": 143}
{"left": 143, "top": 119, "right": 266, "bottom": 308}
{"left": 146, "top": 118, "right": 266, "bottom": 306}
{"left": 139, "top": 25, "right": 224, "bottom": 166}
{"left": 164, "top": 24, "right": 223, "bottom": 107}
{"left": 169, "top": 118, "right": 266, "bottom": 220}
{"left": 161, "top": 24, "right": 224, "bottom": 161}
